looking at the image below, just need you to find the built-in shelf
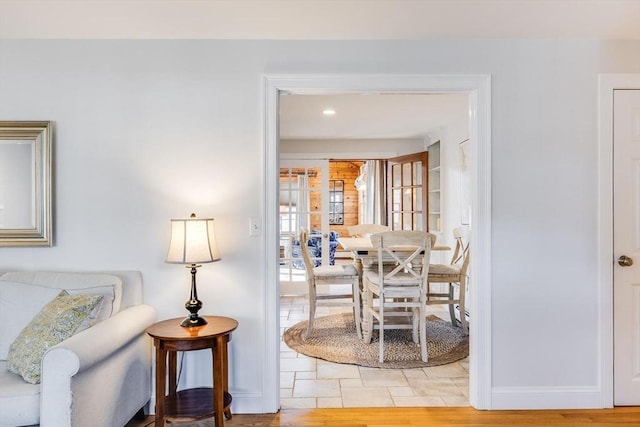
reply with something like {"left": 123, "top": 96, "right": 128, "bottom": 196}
{"left": 427, "top": 141, "right": 441, "bottom": 232}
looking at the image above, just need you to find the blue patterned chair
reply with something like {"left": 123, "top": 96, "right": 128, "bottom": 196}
{"left": 291, "top": 230, "right": 338, "bottom": 268}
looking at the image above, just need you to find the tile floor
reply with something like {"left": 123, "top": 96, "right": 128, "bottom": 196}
{"left": 279, "top": 295, "right": 469, "bottom": 409}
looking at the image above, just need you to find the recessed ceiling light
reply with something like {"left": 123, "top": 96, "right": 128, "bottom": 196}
{"left": 322, "top": 108, "right": 336, "bottom": 116}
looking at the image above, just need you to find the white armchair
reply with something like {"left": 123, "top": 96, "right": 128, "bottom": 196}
{"left": 0, "top": 271, "right": 156, "bottom": 427}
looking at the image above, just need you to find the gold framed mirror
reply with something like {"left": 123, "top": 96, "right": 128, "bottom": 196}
{"left": 0, "top": 121, "right": 53, "bottom": 247}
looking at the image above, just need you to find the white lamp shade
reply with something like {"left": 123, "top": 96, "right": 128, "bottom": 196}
{"left": 166, "top": 217, "right": 221, "bottom": 264}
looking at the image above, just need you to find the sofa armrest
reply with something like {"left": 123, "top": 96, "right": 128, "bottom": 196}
{"left": 45, "top": 304, "right": 156, "bottom": 371}
{"left": 40, "top": 304, "right": 156, "bottom": 427}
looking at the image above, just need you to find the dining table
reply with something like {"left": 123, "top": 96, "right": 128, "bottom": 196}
{"left": 338, "top": 236, "right": 451, "bottom": 263}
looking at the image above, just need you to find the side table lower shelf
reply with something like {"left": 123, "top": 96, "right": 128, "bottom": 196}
{"left": 164, "top": 388, "right": 232, "bottom": 422}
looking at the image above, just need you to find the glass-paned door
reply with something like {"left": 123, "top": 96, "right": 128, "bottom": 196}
{"left": 279, "top": 159, "right": 330, "bottom": 290}
{"left": 387, "top": 151, "right": 428, "bottom": 231}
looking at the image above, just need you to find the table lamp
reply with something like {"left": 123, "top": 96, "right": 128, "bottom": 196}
{"left": 166, "top": 213, "right": 221, "bottom": 327}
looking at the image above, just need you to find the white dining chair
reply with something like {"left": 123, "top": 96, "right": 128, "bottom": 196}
{"left": 363, "top": 230, "right": 431, "bottom": 363}
{"left": 299, "top": 228, "right": 362, "bottom": 339}
{"left": 427, "top": 226, "right": 470, "bottom": 334}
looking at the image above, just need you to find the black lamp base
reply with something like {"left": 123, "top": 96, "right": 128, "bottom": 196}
{"left": 181, "top": 314, "right": 208, "bottom": 327}
{"left": 180, "top": 265, "right": 208, "bottom": 328}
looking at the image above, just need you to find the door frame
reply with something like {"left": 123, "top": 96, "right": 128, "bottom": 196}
{"left": 597, "top": 73, "right": 640, "bottom": 407}
{"left": 262, "top": 74, "right": 492, "bottom": 410}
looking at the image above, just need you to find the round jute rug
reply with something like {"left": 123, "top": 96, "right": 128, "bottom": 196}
{"left": 283, "top": 313, "right": 468, "bottom": 369}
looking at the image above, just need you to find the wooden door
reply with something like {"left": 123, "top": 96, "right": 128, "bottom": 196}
{"left": 613, "top": 89, "right": 640, "bottom": 405}
{"left": 387, "top": 151, "right": 428, "bottom": 231}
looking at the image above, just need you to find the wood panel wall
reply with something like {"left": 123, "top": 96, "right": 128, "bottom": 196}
{"left": 328, "top": 161, "right": 363, "bottom": 237}
{"left": 280, "top": 161, "right": 363, "bottom": 237}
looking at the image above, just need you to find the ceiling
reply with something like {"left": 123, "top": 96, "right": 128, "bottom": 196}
{"left": 0, "top": 0, "right": 639, "bottom": 39}
{"left": 279, "top": 93, "right": 469, "bottom": 140}
{"left": 2, "top": 0, "right": 636, "bottom": 141}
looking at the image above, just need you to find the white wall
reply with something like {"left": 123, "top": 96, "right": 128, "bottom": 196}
{"left": 281, "top": 137, "right": 424, "bottom": 158}
{"left": 1, "top": 39, "right": 639, "bottom": 410}
{"left": 427, "top": 115, "right": 471, "bottom": 247}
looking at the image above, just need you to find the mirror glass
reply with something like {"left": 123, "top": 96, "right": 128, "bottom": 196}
{"left": 0, "top": 140, "right": 36, "bottom": 229}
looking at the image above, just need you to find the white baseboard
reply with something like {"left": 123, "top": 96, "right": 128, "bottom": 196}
{"left": 229, "top": 392, "right": 270, "bottom": 414}
{"left": 491, "top": 386, "right": 606, "bottom": 409}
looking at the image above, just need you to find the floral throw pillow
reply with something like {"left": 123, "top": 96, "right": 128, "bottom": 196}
{"left": 6, "top": 291, "right": 103, "bottom": 384}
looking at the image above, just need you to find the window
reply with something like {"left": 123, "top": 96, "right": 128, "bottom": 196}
{"left": 328, "top": 180, "right": 344, "bottom": 225}
{"left": 279, "top": 205, "right": 298, "bottom": 236}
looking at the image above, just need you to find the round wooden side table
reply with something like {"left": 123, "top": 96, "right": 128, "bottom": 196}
{"left": 146, "top": 316, "right": 238, "bottom": 427}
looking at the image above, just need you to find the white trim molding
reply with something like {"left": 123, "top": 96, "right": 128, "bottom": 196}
{"left": 226, "top": 392, "right": 265, "bottom": 414}
{"left": 491, "top": 386, "right": 604, "bottom": 410}
{"left": 597, "top": 73, "right": 640, "bottom": 409}
{"left": 262, "top": 74, "right": 492, "bottom": 411}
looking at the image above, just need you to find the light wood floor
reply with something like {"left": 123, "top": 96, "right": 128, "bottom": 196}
{"left": 127, "top": 406, "right": 640, "bottom": 426}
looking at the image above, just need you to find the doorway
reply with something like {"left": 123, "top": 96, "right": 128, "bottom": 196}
{"left": 612, "top": 89, "right": 640, "bottom": 405}
{"left": 263, "top": 74, "right": 492, "bottom": 410}
{"left": 598, "top": 74, "right": 640, "bottom": 407}
{"left": 279, "top": 152, "right": 466, "bottom": 408}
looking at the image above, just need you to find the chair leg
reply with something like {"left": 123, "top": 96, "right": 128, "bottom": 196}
{"left": 352, "top": 277, "right": 362, "bottom": 340}
{"left": 448, "top": 283, "right": 457, "bottom": 327}
{"left": 420, "top": 298, "right": 427, "bottom": 363}
{"left": 378, "top": 295, "right": 385, "bottom": 363}
{"left": 459, "top": 277, "right": 468, "bottom": 335}
{"left": 306, "top": 280, "right": 317, "bottom": 339}
{"left": 412, "top": 308, "right": 419, "bottom": 343}
{"left": 364, "top": 281, "right": 374, "bottom": 344}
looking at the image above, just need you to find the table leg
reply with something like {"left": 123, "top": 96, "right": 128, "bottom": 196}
{"left": 168, "top": 351, "right": 177, "bottom": 394}
{"left": 353, "top": 256, "right": 363, "bottom": 283}
{"left": 360, "top": 258, "right": 375, "bottom": 343}
{"left": 154, "top": 344, "right": 166, "bottom": 427}
{"left": 349, "top": 255, "right": 368, "bottom": 341}
{"left": 212, "top": 337, "right": 224, "bottom": 427}
{"left": 222, "top": 335, "right": 232, "bottom": 420}
{"left": 353, "top": 257, "right": 364, "bottom": 340}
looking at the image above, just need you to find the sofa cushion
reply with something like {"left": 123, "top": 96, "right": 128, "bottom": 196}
{"left": 66, "top": 284, "right": 119, "bottom": 323}
{"left": 0, "top": 272, "right": 123, "bottom": 330}
{"left": 0, "top": 361, "right": 40, "bottom": 427}
{"left": 6, "top": 292, "right": 103, "bottom": 384}
{"left": 0, "top": 281, "right": 62, "bottom": 360}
